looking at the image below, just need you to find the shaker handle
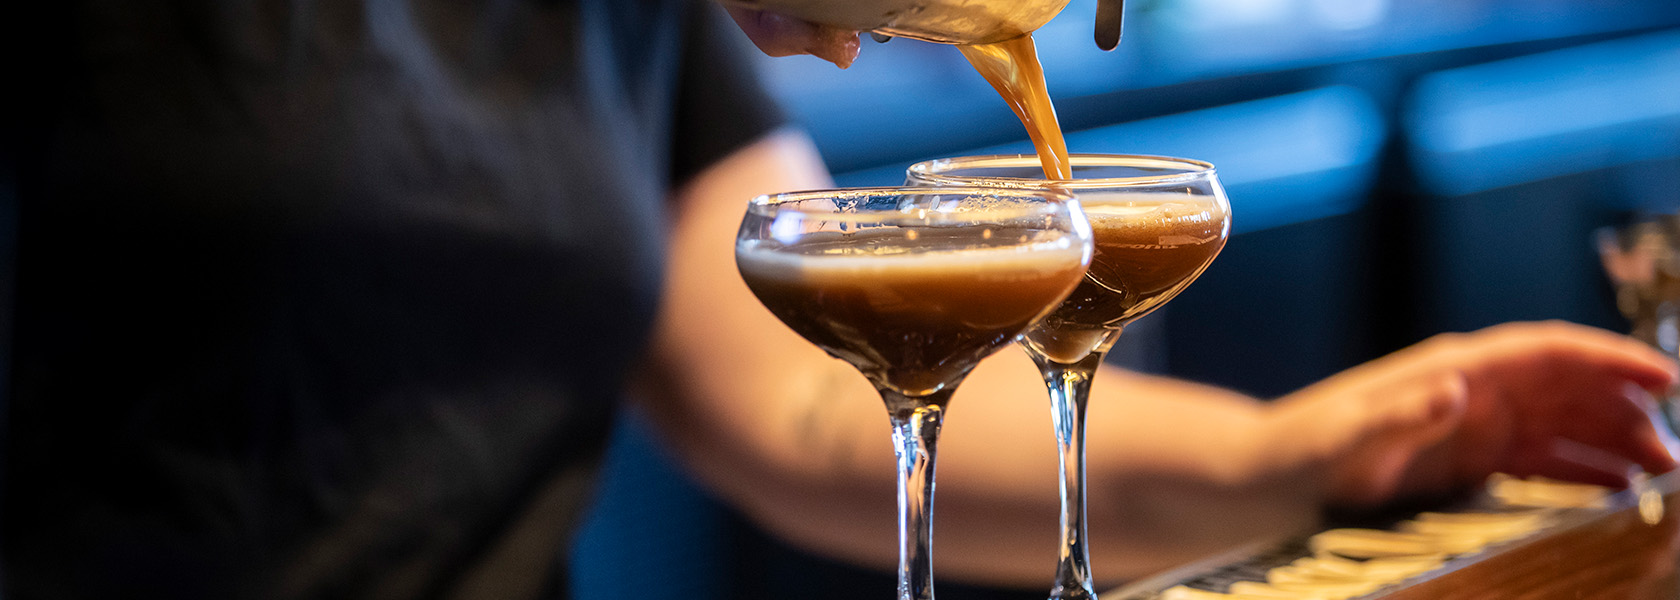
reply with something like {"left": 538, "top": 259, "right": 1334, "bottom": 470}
{"left": 1094, "top": 0, "right": 1124, "bottom": 50}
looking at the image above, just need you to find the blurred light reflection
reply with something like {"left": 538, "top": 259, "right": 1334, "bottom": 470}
{"left": 1407, "top": 30, "right": 1680, "bottom": 196}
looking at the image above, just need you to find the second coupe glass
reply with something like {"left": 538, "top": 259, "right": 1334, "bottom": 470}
{"left": 908, "top": 155, "right": 1232, "bottom": 600}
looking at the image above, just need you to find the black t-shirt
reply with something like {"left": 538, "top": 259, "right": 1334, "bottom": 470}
{"left": 4, "top": 0, "right": 784, "bottom": 597}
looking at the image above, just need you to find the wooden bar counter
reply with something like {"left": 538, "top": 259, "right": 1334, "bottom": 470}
{"left": 1370, "top": 480, "right": 1680, "bottom": 599}
{"left": 1110, "top": 473, "right": 1680, "bottom": 599}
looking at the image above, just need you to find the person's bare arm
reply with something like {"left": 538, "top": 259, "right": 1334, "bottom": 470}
{"left": 638, "top": 128, "right": 900, "bottom": 569}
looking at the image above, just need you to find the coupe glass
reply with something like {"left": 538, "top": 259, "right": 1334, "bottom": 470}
{"left": 736, "top": 186, "right": 1093, "bottom": 600}
{"left": 907, "top": 155, "right": 1232, "bottom": 600}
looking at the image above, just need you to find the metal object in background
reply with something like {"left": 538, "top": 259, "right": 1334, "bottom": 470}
{"left": 1598, "top": 215, "right": 1680, "bottom": 358}
{"left": 720, "top": 0, "right": 1072, "bottom": 45}
{"left": 1598, "top": 214, "right": 1680, "bottom": 437}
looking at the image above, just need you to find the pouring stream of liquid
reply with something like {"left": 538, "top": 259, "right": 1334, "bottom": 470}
{"left": 958, "top": 34, "right": 1073, "bottom": 180}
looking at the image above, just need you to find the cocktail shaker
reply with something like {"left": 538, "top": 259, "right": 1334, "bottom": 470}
{"left": 720, "top": 0, "right": 1074, "bottom": 45}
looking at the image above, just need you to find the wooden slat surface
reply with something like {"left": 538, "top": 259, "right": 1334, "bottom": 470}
{"left": 1370, "top": 490, "right": 1680, "bottom": 599}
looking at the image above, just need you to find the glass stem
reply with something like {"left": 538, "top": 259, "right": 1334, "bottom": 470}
{"left": 1031, "top": 350, "right": 1107, "bottom": 600}
{"left": 882, "top": 388, "right": 954, "bottom": 600}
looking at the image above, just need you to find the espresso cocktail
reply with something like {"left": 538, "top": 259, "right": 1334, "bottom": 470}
{"left": 740, "top": 225, "right": 1090, "bottom": 395}
{"left": 907, "top": 155, "right": 1231, "bottom": 600}
{"left": 735, "top": 187, "right": 1092, "bottom": 600}
{"left": 1025, "top": 198, "right": 1228, "bottom": 363}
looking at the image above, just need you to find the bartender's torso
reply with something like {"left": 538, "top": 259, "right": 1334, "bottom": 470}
{"left": 4, "top": 0, "right": 760, "bottom": 597}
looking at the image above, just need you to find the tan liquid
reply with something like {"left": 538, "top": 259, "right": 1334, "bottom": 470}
{"left": 1025, "top": 202, "right": 1228, "bottom": 363}
{"left": 959, "top": 34, "right": 1072, "bottom": 180}
{"left": 737, "top": 226, "right": 1087, "bottom": 396}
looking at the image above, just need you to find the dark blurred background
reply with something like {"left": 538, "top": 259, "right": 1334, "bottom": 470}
{"left": 575, "top": 0, "right": 1680, "bottom": 597}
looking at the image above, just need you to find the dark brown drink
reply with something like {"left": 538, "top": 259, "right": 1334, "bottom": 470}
{"left": 737, "top": 226, "right": 1087, "bottom": 396}
{"left": 1025, "top": 201, "right": 1228, "bottom": 363}
{"left": 960, "top": 34, "right": 1072, "bottom": 180}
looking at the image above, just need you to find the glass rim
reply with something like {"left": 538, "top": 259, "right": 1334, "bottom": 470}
{"left": 747, "top": 185, "right": 1078, "bottom": 211}
{"left": 906, "top": 154, "right": 1218, "bottom": 189}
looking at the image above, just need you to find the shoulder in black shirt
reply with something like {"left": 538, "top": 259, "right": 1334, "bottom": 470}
{"left": 3, "top": 1, "right": 785, "bottom": 598}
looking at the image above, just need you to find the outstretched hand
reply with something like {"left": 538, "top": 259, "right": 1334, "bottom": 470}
{"left": 1270, "top": 321, "right": 1679, "bottom": 508}
{"left": 724, "top": 7, "right": 861, "bottom": 68}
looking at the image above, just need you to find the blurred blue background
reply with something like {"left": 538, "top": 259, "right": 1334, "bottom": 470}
{"left": 577, "top": 1, "right": 1680, "bottom": 597}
